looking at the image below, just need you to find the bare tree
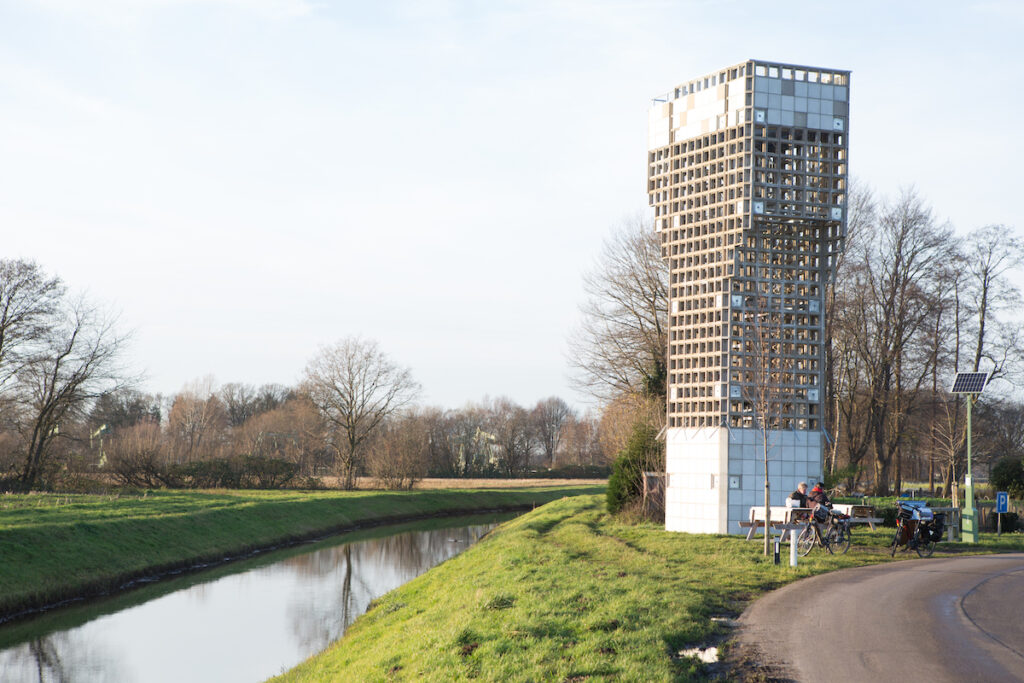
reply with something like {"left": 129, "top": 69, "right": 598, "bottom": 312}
{"left": 488, "top": 397, "right": 536, "bottom": 477}
{"left": 532, "top": 396, "right": 574, "bottom": 469}
{"left": 15, "top": 297, "right": 129, "bottom": 488}
{"left": 0, "top": 260, "right": 64, "bottom": 389}
{"left": 963, "top": 224, "right": 1024, "bottom": 378}
{"left": 220, "top": 382, "right": 259, "bottom": 427}
{"left": 234, "top": 394, "right": 326, "bottom": 475}
{"left": 367, "top": 410, "right": 429, "bottom": 489}
{"left": 824, "top": 180, "right": 875, "bottom": 481}
{"left": 219, "top": 382, "right": 292, "bottom": 428}
{"left": 833, "top": 188, "right": 955, "bottom": 494}
{"left": 924, "top": 225, "right": 1023, "bottom": 495}
{"left": 89, "top": 388, "right": 161, "bottom": 431}
{"left": 167, "top": 376, "right": 228, "bottom": 463}
{"left": 568, "top": 215, "right": 669, "bottom": 403}
{"left": 737, "top": 294, "right": 791, "bottom": 555}
{"left": 302, "top": 337, "right": 419, "bottom": 489}
{"left": 560, "top": 410, "right": 605, "bottom": 466}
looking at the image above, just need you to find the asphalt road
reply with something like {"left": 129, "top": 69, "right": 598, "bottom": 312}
{"left": 737, "top": 553, "right": 1024, "bottom": 682}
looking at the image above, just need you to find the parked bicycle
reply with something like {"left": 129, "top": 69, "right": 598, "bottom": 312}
{"left": 796, "top": 506, "right": 851, "bottom": 556}
{"left": 890, "top": 500, "right": 944, "bottom": 558}
{"left": 825, "top": 508, "right": 852, "bottom": 554}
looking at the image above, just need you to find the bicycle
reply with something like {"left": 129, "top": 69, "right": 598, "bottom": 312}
{"left": 795, "top": 506, "right": 851, "bottom": 556}
{"left": 824, "top": 509, "right": 852, "bottom": 554}
{"left": 796, "top": 506, "right": 834, "bottom": 556}
{"left": 890, "top": 501, "right": 944, "bottom": 558}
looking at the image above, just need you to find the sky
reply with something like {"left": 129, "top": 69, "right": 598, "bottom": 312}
{"left": 1, "top": 0, "right": 1022, "bottom": 409}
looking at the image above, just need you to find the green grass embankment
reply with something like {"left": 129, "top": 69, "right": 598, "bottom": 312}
{"left": 0, "top": 486, "right": 602, "bottom": 621}
{"left": 275, "top": 494, "right": 1024, "bottom": 682}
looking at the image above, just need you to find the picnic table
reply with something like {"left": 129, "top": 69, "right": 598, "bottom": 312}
{"left": 740, "top": 504, "right": 883, "bottom": 540}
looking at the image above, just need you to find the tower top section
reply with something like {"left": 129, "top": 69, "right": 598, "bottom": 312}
{"left": 649, "top": 60, "right": 851, "bottom": 149}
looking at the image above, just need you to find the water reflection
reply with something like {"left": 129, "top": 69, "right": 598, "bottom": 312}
{"left": 0, "top": 518, "right": 500, "bottom": 683}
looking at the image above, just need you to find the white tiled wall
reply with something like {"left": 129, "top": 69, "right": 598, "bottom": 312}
{"left": 665, "top": 427, "right": 727, "bottom": 534}
{"left": 665, "top": 427, "right": 823, "bottom": 535}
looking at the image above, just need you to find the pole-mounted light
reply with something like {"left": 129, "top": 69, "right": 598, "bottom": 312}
{"left": 950, "top": 372, "right": 989, "bottom": 543}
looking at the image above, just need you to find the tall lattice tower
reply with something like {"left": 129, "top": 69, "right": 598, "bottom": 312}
{"left": 648, "top": 60, "right": 849, "bottom": 533}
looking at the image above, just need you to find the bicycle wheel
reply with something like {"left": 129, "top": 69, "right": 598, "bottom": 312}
{"left": 915, "top": 531, "right": 936, "bottom": 558}
{"left": 797, "top": 525, "right": 816, "bottom": 556}
{"left": 827, "top": 523, "right": 851, "bottom": 554}
{"left": 890, "top": 525, "right": 901, "bottom": 557}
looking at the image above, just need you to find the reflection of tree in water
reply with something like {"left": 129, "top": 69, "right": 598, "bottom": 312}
{"left": 0, "top": 630, "right": 129, "bottom": 683}
{"left": 284, "top": 524, "right": 493, "bottom": 656}
{"left": 30, "top": 637, "right": 67, "bottom": 683}
{"left": 0, "top": 636, "right": 70, "bottom": 683}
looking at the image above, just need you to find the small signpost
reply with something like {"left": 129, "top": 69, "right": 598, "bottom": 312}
{"left": 996, "top": 491, "right": 1009, "bottom": 536}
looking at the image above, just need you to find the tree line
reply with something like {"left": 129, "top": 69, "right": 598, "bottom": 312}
{"left": 826, "top": 187, "right": 1024, "bottom": 495}
{"left": 0, "top": 271, "right": 611, "bottom": 492}
{"left": 568, "top": 189, "right": 1024, "bottom": 498}
{"left": 104, "top": 389, "right": 607, "bottom": 490}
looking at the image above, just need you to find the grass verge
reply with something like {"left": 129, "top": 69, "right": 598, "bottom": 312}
{"left": 273, "top": 494, "right": 1024, "bottom": 682}
{"left": 0, "top": 486, "right": 602, "bottom": 621}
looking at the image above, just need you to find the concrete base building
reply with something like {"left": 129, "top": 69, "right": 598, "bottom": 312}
{"left": 647, "top": 60, "right": 849, "bottom": 534}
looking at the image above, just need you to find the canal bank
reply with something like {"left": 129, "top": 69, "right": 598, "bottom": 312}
{"left": 0, "top": 486, "right": 602, "bottom": 623}
{"left": 0, "top": 514, "right": 511, "bottom": 682}
{"left": 274, "top": 495, "right": 1024, "bottom": 682}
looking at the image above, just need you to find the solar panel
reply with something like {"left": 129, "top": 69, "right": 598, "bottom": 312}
{"left": 951, "top": 372, "right": 989, "bottom": 394}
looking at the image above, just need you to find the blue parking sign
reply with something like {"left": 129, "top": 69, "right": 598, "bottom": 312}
{"left": 996, "top": 491, "right": 1009, "bottom": 514}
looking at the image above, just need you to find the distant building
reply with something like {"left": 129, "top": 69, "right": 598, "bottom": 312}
{"left": 647, "top": 60, "right": 849, "bottom": 533}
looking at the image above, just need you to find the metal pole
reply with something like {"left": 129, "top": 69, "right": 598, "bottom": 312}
{"left": 790, "top": 528, "right": 798, "bottom": 566}
{"left": 764, "top": 432, "right": 770, "bottom": 556}
{"left": 963, "top": 395, "right": 978, "bottom": 543}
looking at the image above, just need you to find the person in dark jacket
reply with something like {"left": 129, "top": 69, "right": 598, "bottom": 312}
{"left": 789, "top": 481, "right": 809, "bottom": 508}
{"left": 808, "top": 482, "right": 831, "bottom": 508}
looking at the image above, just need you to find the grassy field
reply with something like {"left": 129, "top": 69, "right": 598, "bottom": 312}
{"left": 0, "top": 485, "right": 603, "bottom": 620}
{"left": 274, "top": 494, "right": 1024, "bottom": 682}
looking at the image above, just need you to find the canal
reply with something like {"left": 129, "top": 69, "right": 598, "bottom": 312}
{"left": 0, "top": 512, "right": 512, "bottom": 682}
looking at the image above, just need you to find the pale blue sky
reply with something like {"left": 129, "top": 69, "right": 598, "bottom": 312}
{"left": 1, "top": 0, "right": 1021, "bottom": 407}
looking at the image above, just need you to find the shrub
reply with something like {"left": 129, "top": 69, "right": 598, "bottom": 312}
{"left": 999, "top": 511, "right": 1020, "bottom": 532}
{"left": 109, "top": 448, "right": 167, "bottom": 488}
{"left": 606, "top": 422, "right": 661, "bottom": 514}
{"left": 166, "top": 459, "right": 240, "bottom": 488}
{"left": 292, "top": 476, "right": 326, "bottom": 490}
{"left": 130, "top": 455, "right": 300, "bottom": 490}
{"left": 990, "top": 457, "right": 1024, "bottom": 499}
{"left": 239, "top": 455, "right": 299, "bottom": 489}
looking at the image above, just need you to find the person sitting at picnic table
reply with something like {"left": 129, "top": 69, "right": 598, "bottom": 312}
{"left": 787, "top": 482, "right": 811, "bottom": 521}
{"left": 806, "top": 483, "right": 831, "bottom": 509}
{"left": 788, "top": 481, "right": 809, "bottom": 508}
